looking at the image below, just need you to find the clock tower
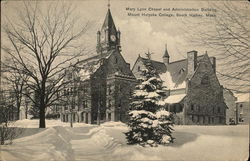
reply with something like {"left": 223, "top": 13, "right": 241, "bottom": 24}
{"left": 96, "top": 6, "right": 121, "bottom": 53}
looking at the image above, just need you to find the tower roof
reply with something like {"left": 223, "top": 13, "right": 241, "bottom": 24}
{"left": 101, "top": 9, "right": 117, "bottom": 32}
{"left": 163, "top": 44, "right": 170, "bottom": 58}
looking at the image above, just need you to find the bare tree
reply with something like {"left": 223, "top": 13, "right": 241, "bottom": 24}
{"left": 2, "top": 2, "right": 91, "bottom": 128}
{"left": 183, "top": 1, "right": 250, "bottom": 93}
{"left": 0, "top": 90, "right": 22, "bottom": 145}
{"left": 2, "top": 59, "right": 29, "bottom": 120}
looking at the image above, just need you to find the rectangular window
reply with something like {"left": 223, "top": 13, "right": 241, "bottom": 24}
{"left": 107, "top": 85, "right": 112, "bottom": 95}
{"left": 118, "top": 84, "right": 122, "bottom": 92}
{"left": 197, "top": 105, "right": 200, "bottom": 112}
{"left": 71, "top": 99, "right": 75, "bottom": 109}
{"left": 83, "top": 101, "right": 87, "bottom": 108}
{"left": 191, "top": 104, "right": 194, "bottom": 111}
{"left": 108, "top": 99, "right": 111, "bottom": 107}
{"left": 108, "top": 113, "right": 111, "bottom": 121}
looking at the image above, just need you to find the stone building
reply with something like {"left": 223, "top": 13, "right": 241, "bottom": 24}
{"left": 223, "top": 88, "right": 237, "bottom": 124}
{"left": 59, "top": 7, "right": 137, "bottom": 124}
{"left": 235, "top": 93, "right": 249, "bottom": 125}
{"left": 132, "top": 46, "right": 227, "bottom": 125}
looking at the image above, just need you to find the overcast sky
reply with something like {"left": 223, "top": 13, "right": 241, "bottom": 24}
{"left": 2, "top": 0, "right": 228, "bottom": 65}
{"left": 2, "top": 0, "right": 248, "bottom": 94}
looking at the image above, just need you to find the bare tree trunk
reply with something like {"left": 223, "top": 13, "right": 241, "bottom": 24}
{"left": 25, "top": 107, "right": 28, "bottom": 119}
{"left": 16, "top": 102, "right": 20, "bottom": 120}
{"left": 39, "top": 106, "right": 46, "bottom": 128}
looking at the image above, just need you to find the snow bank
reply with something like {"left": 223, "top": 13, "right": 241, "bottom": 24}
{"left": 2, "top": 119, "right": 248, "bottom": 161}
{"left": 13, "top": 119, "right": 93, "bottom": 128}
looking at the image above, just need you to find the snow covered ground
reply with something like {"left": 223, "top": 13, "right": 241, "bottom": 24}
{"left": 1, "top": 119, "right": 249, "bottom": 161}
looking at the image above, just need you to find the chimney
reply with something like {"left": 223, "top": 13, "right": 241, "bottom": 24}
{"left": 187, "top": 50, "right": 197, "bottom": 78}
{"left": 210, "top": 57, "right": 216, "bottom": 73}
{"left": 117, "top": 29, "right": 121, "bottom": 51}
{"left": 97, "top": 31, "right": 101, "bottom": 44}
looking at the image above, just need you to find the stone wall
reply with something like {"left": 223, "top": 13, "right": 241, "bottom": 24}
{"left": 237, "top": 102, "right": 250, "bottom": 125}
{"left": 184, "top": 55, "right": 226, "bottom": 125}
{"left": 223, "top": 89, "right": 237, "bottom": 124}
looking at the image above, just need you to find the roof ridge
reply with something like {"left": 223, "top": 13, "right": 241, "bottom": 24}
{"left": 169, "top": 54, "right": 210, "bottom": 64}
{"left": 140, "top": 57, "right": 165, "bottom": 65}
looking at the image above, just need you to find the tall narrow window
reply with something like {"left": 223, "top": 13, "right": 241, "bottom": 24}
{"left": 83, "top": 101, "right": 87, "bottom": 108}
{"left": 65, "top": 104, "right": 68, "bottom": 110}
{"left": 191, "top": 104, "right": 194, "bottom": 111}
{"left": 197, "top": 105, "right": 200, "bottom": 112}
{"left": 108, "top": 99, "right": 111, "bottom": 107}
{"left": 107, "top": 85, "right": 111, "bottom": 95}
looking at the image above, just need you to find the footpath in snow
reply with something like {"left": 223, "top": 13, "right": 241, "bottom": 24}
{"left": 1, "top": 119, "right": 249, "bottom": 161}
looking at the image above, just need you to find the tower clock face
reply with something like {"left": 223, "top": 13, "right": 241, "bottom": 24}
{"left": 110, "top": 35, "right": 116, "bottom": 42}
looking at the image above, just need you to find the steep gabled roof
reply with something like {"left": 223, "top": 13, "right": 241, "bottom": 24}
{"left": 102, "top": 9, "right": 117, "bottom": 32}
{"left": 160, "top": 54, "right": 216, "bottom": 90}
{"left": 75, "top": 51, "right": 113, "bottom": 81}
{"left": 140, "top": 57, "right": 167, "bottom": 74}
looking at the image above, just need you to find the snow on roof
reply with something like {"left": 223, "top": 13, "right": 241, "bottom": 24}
{"left": 76, "top": 50, "right": 114, "bottom": 81}
{"left": 159, "top": 72, "right": 186, "bottom": 90}
{"left": 79, "top": 62, "right": 102, "bottom": 81}
{"left": 235, "top": 93, "right": 249, "bottom": 103}
{"left": 164, "top": 94, "right": 186, "bottom": 104}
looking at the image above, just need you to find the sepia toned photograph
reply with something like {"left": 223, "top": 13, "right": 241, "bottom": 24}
{"left": 0, "top": 0, "right": 249, "bottom": 160}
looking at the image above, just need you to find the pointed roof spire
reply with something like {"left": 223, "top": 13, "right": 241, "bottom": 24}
{"left": 101, "top": 1, "right": 117, "bottom": 31}
{"left": 108, "top": 0, "right": 110, "bottom": 9}
{"left": 163, "top": 43, "right": 170, "bottom": 58}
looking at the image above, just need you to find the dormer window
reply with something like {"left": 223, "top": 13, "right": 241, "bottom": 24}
{"left": 179, "top": 68, "right": 185, "bottom": 74}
